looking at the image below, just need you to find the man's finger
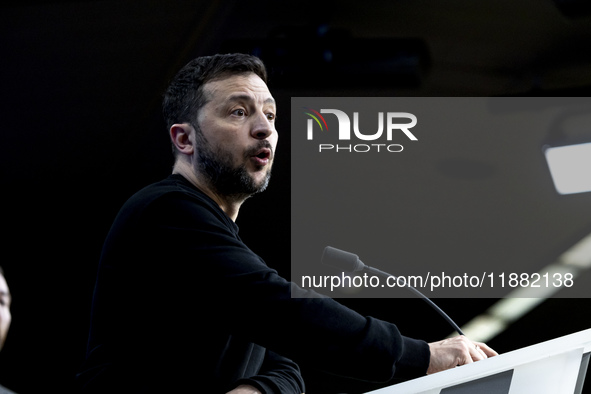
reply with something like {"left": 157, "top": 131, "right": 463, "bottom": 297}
{"left": 471, "top": 344, "right": 487, "bottom": 361}
{"left": 459, "top": 352, "right": 474, "bottom": 366}
{"left": 475, "top": 342, "right": 498, "bottom": 357}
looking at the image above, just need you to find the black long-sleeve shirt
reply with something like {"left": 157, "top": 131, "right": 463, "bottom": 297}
{"left": 77, "top": 174, "right": 430, "bottom": 393}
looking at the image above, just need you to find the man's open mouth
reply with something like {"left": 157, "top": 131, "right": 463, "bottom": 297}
{"left": 250, "top": 147, "right": 272, "bottom": 166}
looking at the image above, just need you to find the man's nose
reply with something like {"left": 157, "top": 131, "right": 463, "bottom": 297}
{"left": 250, "top": 112, "right": 274, "bottom": 140}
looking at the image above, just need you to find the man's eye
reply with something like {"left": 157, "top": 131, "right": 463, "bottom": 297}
{"left": 232, "top": 109, "right": 246, "bottom": 116}
{"left": 266, "top": 113, "right": 276, "bottom": 121}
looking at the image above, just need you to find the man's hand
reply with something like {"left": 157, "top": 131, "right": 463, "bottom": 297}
{"left": 427, "top": 335, "right": 498, "bottom": 374}
{"left": 226, "top": 384, "right": 262, "bottom": 394}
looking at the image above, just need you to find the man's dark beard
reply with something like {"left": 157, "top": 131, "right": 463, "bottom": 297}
{"left": 193, "top": 125, "right": 272, "bottom": 199}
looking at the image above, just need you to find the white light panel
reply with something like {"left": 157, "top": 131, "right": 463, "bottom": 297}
{"left": 545, "top": 143, "right": 591, "bottom": 195}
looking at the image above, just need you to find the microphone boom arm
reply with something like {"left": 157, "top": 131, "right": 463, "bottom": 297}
{"left": 362, "top": 265, "right": 465, "bottom": 337}
{"left": 322, "top": 246, "right": 464, "bottom": 337}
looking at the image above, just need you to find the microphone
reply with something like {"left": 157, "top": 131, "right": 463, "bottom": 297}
{"left": 322, "top": 246, "right": 465, "bottom": 337}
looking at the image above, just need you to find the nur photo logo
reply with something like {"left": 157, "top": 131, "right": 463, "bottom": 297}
{"left": 303, "top": 107, "right": 418, "bottom": 153}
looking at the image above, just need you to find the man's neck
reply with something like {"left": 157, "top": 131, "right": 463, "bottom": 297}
{"left": 172, "top": 161, "right": 244, "bottom": 222}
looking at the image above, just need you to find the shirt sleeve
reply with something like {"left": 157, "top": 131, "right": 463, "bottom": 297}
{"left": 234, "top": 350, "right": 305, "bottom": 394}
{"left": 147, "top": 192, "right": 430, "bottom": 384}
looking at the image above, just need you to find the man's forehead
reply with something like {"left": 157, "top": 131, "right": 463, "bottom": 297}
{"left": 204, "top": 73, "right": 274, "bottom": 104}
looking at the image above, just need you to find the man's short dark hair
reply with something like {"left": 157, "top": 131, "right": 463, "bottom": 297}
{"left": 162, "top": 53, "right": 268, "bottom": 134}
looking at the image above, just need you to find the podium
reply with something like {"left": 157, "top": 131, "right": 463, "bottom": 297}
{"left": 366, "top": 328, "right": 591, "bottom": 394}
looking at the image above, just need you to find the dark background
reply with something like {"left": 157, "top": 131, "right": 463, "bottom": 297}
{"left": 1, "top": 1, "right": 591, "bottom": 392}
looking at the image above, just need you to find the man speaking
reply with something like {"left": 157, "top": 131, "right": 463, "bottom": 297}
{"left": 77, "top": 53, "right": 496, "bottom": 394}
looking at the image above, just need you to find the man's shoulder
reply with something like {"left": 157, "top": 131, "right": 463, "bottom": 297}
{"left": 127, "top": 174, "right": 212, "bottom": 210}
{"left": 120, "top": 174, "right": 231, "bottom": 227}
{"left": 135, "top": 174, "right": 203, "bottom": 198}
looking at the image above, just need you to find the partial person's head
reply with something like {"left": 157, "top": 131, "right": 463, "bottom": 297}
{"left": 0, "top": 266, "right": 12, "bottom": 352}
{"left": 164, "top": 54, "right": 277, "bottom": 200}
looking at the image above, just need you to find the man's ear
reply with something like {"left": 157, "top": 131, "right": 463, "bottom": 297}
{"left": 170, "top": 123, "right": 194, "bottom": 156}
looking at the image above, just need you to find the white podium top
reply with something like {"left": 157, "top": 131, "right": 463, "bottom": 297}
{"left": 366, "top": 328, "right": 591, "bottom": 394}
